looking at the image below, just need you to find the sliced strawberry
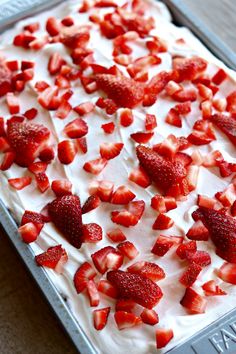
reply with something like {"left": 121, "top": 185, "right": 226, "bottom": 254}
{"left": 197, "top": 84, "right": 213, "bottom": 100}
{"left": 35, "top": 172, "right": 50, "bottom": 193}
{"left": 57, "top": 140, "right": 77, "bottom": 164}
{"left": 0, "top": 59, "right": 13, "bottom": 96}
{"left": 107, "top": 270, "right": 163, "bottom": 309}
{"left": 164, "top": 196, "right": 177, "bottom": 211}
{"left": 97, "top": 180, "right": 114, "bottom": 202}
{"left": 151, "top": 195, "right": 166, "bottom": 213}
{"left": 76, "top": 137, "right": 87, "bottom": 154}
{"left": 172, "top": 88, "right": 197, "bottom": 102}
{"left": 38, "top": 86, "right": 59, "bottom": 110}
{"left": 18, "top": 222, "right": 39, "bottom": 243}
{"left": 101, "top": 122, "right": 115, "bottom": 134}
{"left": 156, "top": 328, "right": 174, "bottom": 349}
{"left": 8, "top": 176, "right": 32, "bottom": 190}
{"left": 215, "top": 184, "right": 236, "bottom": 206}
{"left": 111, "top": 185, "right": 136, "bottom": 204}
{"left": 165, "top": 108, "right": 182, "bottom": 128}
{"left": 155, "top": 135, "right": 178, "bottom": 159}
{"left": 179, "top": 263, "right": 202, "bottom": 287}
{"left": 82, "top": 195, "right": 100, "bottom": 214}
{"left": 82, "top": 223, "right": 103, "bottom": 243}
{"left": 91, "top": 246, "right": 117, "bottom": 274}
{"left": 74, "top": 102, "right": 95, "bottom": 116}
{"left": 87, "top": 280, "right": 100, "bottom": 307}
{"left": 107, "top": 228, "right": 127, "bottom": 242}
{"left": 145, "top": 71, "right": 175, "bottom": 105}
{"left": 152, "top": 213, "right": 174, "bottom": 230}
{"left": 117, "top": 241, "right": 139, "bottom": 260}
{"left": 211, "top": 113, "right": 236, "bottom": 146}
{"left": 0, "top": 151, "right": 15, "bottom": 171}
{"left": 114, "top": 311, "right": 142, "bottom": 330}
{"left": 140, "top": 309, "right": 159, "bottom": 325}
{"left": 129, "top": 166, "right": 151, "bottom": 188}
{"left": 74, "top": 262, "right": 97, "bottom": 293}
{"left": 46, "top": 17, "right": 60, "bottom": 36}
{"left": 151, "top": 235, "right": 174, "bottom": 256}
{"left": 115, "top": 299, "right": 136, "bottom": 313}
{"left": 187, "top": 219, "right": 209, "bottom": 241}
{"left": 106, "top": 251, "right": 124, "bottom": 270}
{"left": 130, "top": 131, "right": 154, "bottom": 143}
{"left": 48, "top": 195, "right": 83, "bottom": 248}
{"left": 93, "top": 307, "right": 110, "bottom": 330}
{"left": 174, "top": 101, "right": 192, "bottom": 115}
{"left": 39, "top": 146, "right": 54, "bottom": 163}
{"left": 120, "top": 109, "right": 134, "bottom": 127}
{"left": 6, "top": 93, "right": 20, "bottom": 114}
{"left": 48, "top": 53, "right": 64, "bottom": 75}
{"left": 212, "top": 68, "right": 227, "bottom": 85}
{"left": 145, "top": 114, "right": 157, "bottom": 131}
{"left": 6, "top": 60, "right": 19, "bottom": 71}
{"left": 173, "top": 56, "right": 207, "bottom": 82}
{"left": 213, "top": 98, "right": 227, "bottom": 112}
{"left": 35, "top": 245, "right": 67, "bottom": 269}
{"left": 180, "top": 287, "right": 207, "bottom": 314}
{"left": 202, "top": 280, "right": 226, "bottom": 296}
{"left": 226, "top": 90, "right": 236, "bottom": 113}
{"left": 24, "top": 108, "right": 38, "bottom": 120}
{"left": 21, "top": 210, "right": 45, "bottom": 233}
{"left": 100, "top": 142, "right": 123, "bottom": 160}
{"left": 197, "top": 195, "right": 217, "bottom": 209}
{"left": 127, "top": 261, "right": 165, "bottom": 281}
{"left": 111, "top": 200, "right": 145, "bottom": 227}
{"left": 56, "top": 100, "right": 72, "bottom": 119}
{"left": 96, "top": 74, "right": 144, "bottom": 108}
{"left": 97, "top": 280, "right": 118, "bottom": 299}
{"left": 218, "top": 263, "right": 236, "bottom": 284}
{"left": 51, "top": 179, "right": 72, "bottom": 197}
{"left": 176, "top": 240, "right": 197, "bottom": 259}
{"left": 7, "top": 120, "right": 50, "bottom": 167}
{"left": 83, "top": 158, "right": 108, "bottom": 175}
{"left": 186, "top": 165, "right": 200, "bottom": 192}
{"left": 231, "top": 200, "right": 236, "bottom": 217}
{"left": 96, "top": 97, "right": 118, "bottom": 115}
{"left": 64, "top": 118, "right": 88, "bottom": 139}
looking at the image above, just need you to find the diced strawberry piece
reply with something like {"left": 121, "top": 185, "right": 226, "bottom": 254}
{"left": 165, "top": 108, "right": 182, "bottom": 127}
{"left": 218, "top": 263, "right": 236, "bottom": 284}
{"left": 164, "top": 196, "right": 177, "bottom": 211}
{"left": 18, "top": 222, "right": 39, "bottom": 243}
{"left": 73, "top": 102, "right": 95, "bottom": 115}
{"left": 173, "top": 56, "right": 207, "bottom": 82}
{"left": 82, "top": 195, "right": 100, "bottom": 214}
{"left": 151, "top": 235, "right": 174, "bottom": 256}
{"left": 21, "top": 210, "right": 45, "bottom": 232}
{"left": 100, "top": 142, "right": 123, "bottom": 160}
{"left": 48, "top": 53, "right": 64, "bottom": 75}
{"left": 174, "top": 101, "right": 192, "bottom": 115}
{"left": 213, "top": 98, "right": 227, "bottom": 112}
{"left": 172, "top": 89, "right": 197, "bottom": 102}
{"left": 152, "top": 213, "right": 174, "bottom": 230}
{"left": 115, "top": 299, "right": 136, "bottom": 313}
{"left": 51, "top": 179, "right": 72, "bottom": 197}
{"left": 180, "top": 287, "right": 207, "bottom": 314}
{"left": 39, "top": 146, "right": 55, "bottom": 162}
{"left": 212, "top": 69, "right": 227, "bottom": 85}
{"left": 6, "top": 60, "right": 19, "bottom": 71}
{"left": 127, "top": 261, "right": 165, "bottom": 281}
{"left": 35, "top": 172, "right": 49, "bottom": 193}
{"left": 111, "top": 185, "right": 136, "bottom": 204}
{"left": 175, "top": 152, "right": 192, "bottom": 167}
{"left": 211, "top": 113, "right": 236, "bottom": 146}
{"left": 91, "top": 246, "right": 117, "bottom": 274}
{"left": 197, "top": 84, "right": 213, "bottom": 100}
{"left": 130, "top": 131, "right": 154, "bottom": 143}
{"left": 0, "top": 151, "right": 15, "bottom": 170}
{"left": 61, "top": 16, "right": 74, "bottom": 27}
{"left": 82, "top": 223, "right": 103, "bottom": 243}
{"left": 74, "top": 262, "right": 97, "bottom": 293}
{"left": 129, "top": 166, "right": 151, "bottom": 188}
{"left": 202, "top": 280, "right": 226, "bottom": 296}
{"left": 58, "top": 140, "right": 77, "bottom": 164}
{"left": 35, "top": 245, "right": 67, "bottom": 270}
{"left": 0, "top": 136, "right": 11, "bottom": 152}
{"left": 156, "top": 328, "right": 174, "bottom": 349}
{"left": 6, "top": 93, "right": 20, "bottom": 114}
{"left": 231, "top": 200, "right": 236, "bottom": 217}
{"left": 38, "top": 86, "right": 59, "bottom": 109}
{"left": 93, "top": 307, "right": 110, "bottom": 331}
{"left": 117, "top": 241, "right": 139, "bottom": 260}
{"left": 140, "top": 309, "right": 159, "bottom": 326}
{"left": 179, "top": 263, "right": 202, "bottom": 287}
{"left": 186, "top": 220, "right": 209, "bottom": 241}
{"left": 83, "top": 158, "right": 108, "bottom": 175}
{"left": 96, "top": 180, "right": 114, "bottom": 202}
{"left": 197, "top": 195, "right": 217, "bottom": 209}
{"left": 155, "top": 134, "right": 178, "bottom": 159}
{"left": 176, "top": 240, "right": 197, "bottom": 259}
{"left": 201, "top": 100, "right": 212, "bottom": 119}
{"left": 191, "top": 150, "right": 204, "bottom": 166}
{"left": 97, "top": 280, "right": 118, "bottom": 299}
{"left": 24, "top": 22, "right": 40, "bottom": 33}
{"left": 0, "top": 60, "right": 13, "bottom": 96}
{"left": 165, "top": 80, "right": 182, "bottom": 96}
{"left": 202, "top": 150, "right": 223, "bottom": 168}
{"left": 64, "top": 118, "right": 88, "bottom": 138}
{"left": 106, "top": 251, "right": 124, "bottom": 270}
{"left": 76, "top": 137, "right": 87, "bottom": 154}
{"left": 24, "top": 108, "right": 38, "bottom": 120}
{"left": 8, "top": 176, "right": 32, "bottom": 190}
{"left": 120, "top": 109, "right": 134, "bottom": 127}
{"left": 188, "top": 130, "right": 214, "bottom": 145}
{"left": 114, "top": 311, "right": 142, "bottom": 330}
{"left": 56, "top": 100, "right": 72, "bottom": 119}
{"left": 151, "top": 195, "right": 166, "bottom": 213}
{"left": 186, "top": 165, "right": 199, "bottom": 192}
{"left": 177, "top": 136, "right": 190, "bottom": 151}
{"left": 107, "top": 228, "right": 127, "bottom": 242}
{"left": 111, "top": 200, "right": 145, "bottom": 227}
{"left": 145, "top": 113, "right": 157, "bottom": 131}
{"left": 87, "top": 280, "right": 100, "bottom": 307}
{"left": 226, "top": 91, "right": 236, "bottom": 113}
{"left": 35, "top": 80, "right": 49, "bottom": 92}
{"left": 101, "top": 122, "right": 115, "bottom": 134}
{"left": 46, "top": 17, "right": 60, "bottom": 36}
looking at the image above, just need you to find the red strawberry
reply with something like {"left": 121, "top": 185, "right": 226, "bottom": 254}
{"left": 83, "top": 158, "right": 108, "bottom": 175}
{"left": 192, "top": 207, "right": 236, "bottom": 263}
{"left": 145, "top": 113, "right": 157, "bottom": 131}
{"left": 48, "top": 53, "right": 64, "bottom": 75}
{"left": 82, "top": 223, "right": 103, "bottom": 243}
{"left": 136, "top": 145, "right": 186, "bottom": 191}
{"left": 74, "top": 262, "right": 97, "bottom": 293}
{"left": 35, "top": 245, "right": 67, "bottom": 269}
{"left": 0, "top": 59, "right": 12, "bottom": 96}
{"left": 173, "top": 56, "right": 207, "bottom": 82}
{"left": 64, "top": 118, "right": 88, "bottom": 139}
{"left": 115, "top": 299, "right": 136, "bottom": 313}
{"left": 120, "top": 109, "right": 134, "bottom": 127}
{"left": 180, "top": 287, "right": 207, "bottom": 314}
{"left": 226, "top": 91, "right": 236, "bottom": 112}
{"left": 28, "top": 161, "right": 47, "bottom": 174}
{"left": 106, "top": 251, "right": 124, "bottom": 270}
{"left": 46, "top": 17, "right": 60, "bottom": 36}
{"left": 179, "top": 263, "right": 202, "bottom": 287}
{"left": 87, "top": 280, "right": 100, "bottom": 307}
{"left": 231, "top": 200, "right": 236, "bottom": 217}
{"left": 197, "top": 195, "right": 217, "bottom": 209}
{"left": 218, "top": 262, "right": 236, "bottom": 284}
{"left": 129, "top": 166, "right": 151, "bottom": 188}
{"left": 76, "top": 137, "right": 87, "bottom": 154}
{"left": 96, "top": 180, "right": 114, "bottom": 202}
{"left": 152, "top": 213, "right": 174, "bottom": 230}
{"left": 97, "top": 280, "right": 118, "bottom": 299}
{"left": 57, "top": 140, "right": 77, "bottom": 165}
{"left": 117, "top": 241, "right": 139, "bottom": 260}
{"left": 74, "top": 102, "right": 95, "bottom": 116}
{"left": 107, "top": 228, "right": 126, "bottom": 242}
{"left": 8, "top": 176, "right": 32, "bottom": 190}
{"left": 176, "top": 240, "right": 197, "bottom": 259}
{"left": 110, "top": 185, "right": 136, "bottom": 204}
{"left": 186, "top": 250, "right": 211, "bottom": 267}
{"left": 18, "top": 222, "right": 39, "bottom": 243}
{"left": 91, "top": 246, "right": 117, "bottom": 274}
{"left": 100, "top": 142, "right": 123, "bottom": 160}
{"left": 95, "top": 74, "right": 144, "bottom": 108}
{"left": 111, "top": 200, "right": 145, "bottom": 227}
{"left": 35, "top": 172, "right": 50, "bottom": 193}
{"left": 56, "top": 101, "right": 72, "bottom": 119}
{"left": 152, "top": 235, "right": 174, "bottom": 256}
{"left": 6, "top": 93, "right": 20, "bottom": 114}
{"left": 51, "top": 179, "right": 72, "bottom": 196}
{"left": 107, "top": 270, "right": 163, "bottom": 309}
{"left": 114, "top": 311, "right": 142, "bottom": 330}
{"left": 156, "top": 328, "right": 174, "bottom": 349}
{"left": 101, "top": 122, "right": 115, "bottom": 134}
{"left": 130, "top": 131, "right": 154, "bottom": 143}
{"left": 202, "top": 280, "right": 226, "bottom": 296}
{"left": 48, "top": 195, "right": 83, "bottom": 248}
{"left": 151, "top": 195, "right": 167, "bottom": 213}
{"left": 141, "top": 309, "right": 159, "bottom": 325}
{"left": 127, "top": 261, "right": 165, "bottom": 281}
{"left": 7, "top": 120, "right": 50, "bottom": 167}
{"left": 212, "top": 69, "right": 227, "bottom": 85}
{"left": 93, "top": 307, "right": 110, "bottom": 330}
{"left": 186, "top": 220, "right": 209, "bottom": 241}
{"left": 21, "top": 210, "right": 45, "bottom": 232}
{"left": 82, "top": 194, "right": 100, "bottom": 214}
{"left": 172, "top": 88, "right": 197, "bottom": 102}
{"left": 211, "top": 113, "right": 236, "bottom": 146}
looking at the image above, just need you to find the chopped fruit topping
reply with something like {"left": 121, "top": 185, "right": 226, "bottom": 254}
{"left": 97, "top": 280, "right": 118, "bottom": 299}
{"left": 8, "top": 176, "right": 32, "bottom": 190}
{"left": 82, "top": 195, "right": 100, "bottom": 214}
{"left": 107, "top": 270, "right": 163, "bottom": 309}
{"left": 93, "top": 307, "right": 110, "bottom": 330}
{"left": 136, "top": 145, "right": 186, "bottom": 192}
{"left": 76, "top": 137, "right": 87, "bottom": 154}
{"left": 83, "top": 158, "right": 108, "bottom": 175}
{"left": 91, "top": 246, "right": 117, "bottom": 274}
{"left": 110, "top": 185, "right": 136, "bottom": 204}
{"left": 28, "top": 162, "right": 48, "bottom": 175}
{"left": 35, "top": 245, "right": 68, "bottom": 270}
{"left": 152, "top": 213, "right": 174, "bottom": 230}
{"left": 141, "top": 309, "right": 159, "bottom": 325}
{"left": 231, "top": 201, "right": 236, "bottom": 217}
{"left": 107, "top": 228, "right": 127, "bottom": 242}
{"left": 172, "top": 88, "right": 197, "bottom": 102}
{"left": 130, "top": 131, "right": 154, "bottom": 143}
{"left": 18, "top": 222, "right": 39, "bottom": 243}
{"left": 127, "top": 261, "right": 165, "bottom": 281}
{"left": 226, "top": 90, "right": 236, "bottom": 112}
{"left": 218, "top": 263, "right": 236, "bottom": 284}
{"left": 97, "top": 180, "right": 114, "bottom": 202}
{"left": 82, "top": 223, "right": 103, "bottom": 243}
{"left": 212, "top": 68, "right": 227, "bottom": 85}
{"left": 100, "top": 142, "right": 124, "bottom": 160}
{"left": 7, "top": 120, "right": 50, "bottom": 167}
{"left": 111, "top": 200, "right": 145, "bottom": 227}
{"left": 180, "top": 287, "right": 207, "bottom": 314}
{"left": 39, "top": 146, "right": 55, "bottom": 162}
{"left": 58, "top": 140, "right": 77, "bottom": 164}
{"left": 21, "top": 210, "right": 45, "bottom": 233}
{"left": 179, "top": 263, "right": 202, "bottom": 287}
{"left": 151, "top": 195, "right": 176, "bottom": 213}
{"left": 87, "top": 280, "right": 100, "bottom": 307}
{"left": 202, "top": 280, "right": 226, "bottom": 296}
{"left": 197, "top": 195, "right": 217, "bottom": 209}
{"left": 0, "top": 60, "right": 12, "bottom": 96}
{"left": 74, "top": 102, "right": 95, "bottom": 115}
{"left": 145, "top": 114, "right": 157, "bottom": 131}
{"left": 74, "top": 262, "right": 97, "bottom": 293}
{"left": 152, "top": 235, "right": 174, "bottom": 256}
{"left": 156, "top": 328, "right": 174, "bottom": 349}
{"left": 186, "top": 220, "right": 209, "bottom": 241}
{"left": 115, "top": 299, "right": 136, "bottom": 313}
{"left": 101, "top": 122, "right": 115, "bottom": 134}
{"left": 120, "top": 109, "right": 134, "bottom": 127}
{"left": 114, "top": 311, "right": 142, "bottom": 330}
{"left": 48, "top": 52, "right": 65, "bottom": 75}
{"left": 165, "top": 108, "right": 182, "bottom": 128}
{"left": 48, "top": 195, "right": 83, "bottom": 248}
{"left": 35, "top": 172, "right": 50, "bottom": 193}
{"left": 106, "top": 250, "right": 124, "bottom": 270}
{"left": 6, "top": 93, "right": 20, "bottom": 114}
{"left": 117, "top": 241, "right": 139, "bottom": 260}
{"left": 173, "top": 56, "right": 207, "bottom": 82}
{"left": 64, "top": 118, "right": 88, "bottom": 139}
{"left": 46, "top": 16, "right": 60, "bottom": 36}
{"left": 51, "top": 179, "right": 72, "bottom": 196}
{"left": 95, "top": 74, "right": 144, "bottom": 108}
{"left": 176, "top": 241, "right": 197, "bottom": 260}
{"left": 129, "top": 166, "right": 151, "bottom": 188}
{"left": 211, "top": 113, "right": 236, "bottom": 146}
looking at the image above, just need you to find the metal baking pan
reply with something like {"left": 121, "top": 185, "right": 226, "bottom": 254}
{"left": 0, "top": 1, "right": 236, "bottom": 353}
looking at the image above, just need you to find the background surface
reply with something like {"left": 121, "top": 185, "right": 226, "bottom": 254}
{"left": 0, "top": 0, "right": 235, "bottom": 353}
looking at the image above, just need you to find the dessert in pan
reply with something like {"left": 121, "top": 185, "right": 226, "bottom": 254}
{"left": 0, "top": 0, "right": 236, "bottom": 353}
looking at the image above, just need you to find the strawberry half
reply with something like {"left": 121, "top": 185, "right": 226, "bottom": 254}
{"left": 100, "top": 142, "right": 124, "bottom": 160}
{"left": 127, "top": 261, "right": 165, "bottom": 281}
{"left": 74, "top": 262, "right": 97, "bottom": 293}
{"left": 211, "top": 113, "right": 236, "bottom": 146}
{"left": 136, "top": 145, "right": 186, "bottom": 191}
{"left": 48, "top": 195, "right": 83, "bottom": 248}
{"left": 7, "top": 120, "right": 50, "bottom": 167}
{"left": 93, "top": 307, "right": 110, "bottom": 330}
{"left": 95, "top": 73, "right": 144, "bottom": 108}
{"left": 114, "top": 311, "right": 142, "bottom": 330}
{"left": 35, "top": 245, "right": 68, "bottom": 270}
{"left": 107, "top": 270, "right": 163, "bottom": 309}
{"left": 180, "top": 287, "right": 207, "bottom": 314}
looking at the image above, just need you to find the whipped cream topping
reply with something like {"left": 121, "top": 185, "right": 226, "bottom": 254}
{"left": 0, "top": 1, "right": 236, "bottom": 353}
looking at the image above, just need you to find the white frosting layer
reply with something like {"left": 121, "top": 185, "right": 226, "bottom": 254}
{"left": 0, "top": 1, "right": 236, "bottom": 353}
